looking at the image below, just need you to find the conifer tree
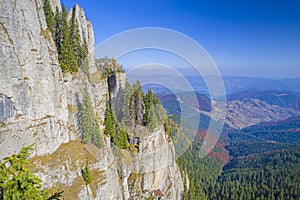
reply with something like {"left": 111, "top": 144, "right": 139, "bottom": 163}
{"left": 0, "top": 144, "right": 63, "bottom": 200}
{"left": 69, "top": 7, "right": 83, "bottom": 68}
{"left": 130, "top": 81, "right": 144, "bottom": 124}
{"left": 82, "top": 37, "right": 89, "bottom": 62}
{"left": 120, "top": 81, "right": 133, "bottom": 126}
{"left": 164, "top": 120, "right": 171, "bottom": 137}
{"left": 104, "top": 98, "right": 129, "bottom": 149}
{"left": 148, "top": 100, "right": 157, "bottom": 131}
{"left": 155, "top": 100, "right": 166, "bottom": 124}
{"left": 43, "top": 0, "right": 54, "bottom": 37}
{"left": 79, "top": 89, "right": 103, "bottom": 147}
{"left": 113, "top": 128, "right": 129, "bottom": 149}
{"left": 59, "top": 4, "right": 77, "bottom": 73}
{"left": 143, "top": 89, "right": 162, "bottom": 131}
{"left": 81, "top": 38, "right": 89, "bottom": 77}
{"left": 143, "top": 90, "right": 152, "bottom": 125}
{"left": 104, "top": 99, "right": 115, "bottom": 136}
{"left": 54, "top": 6, "right": 62, "bottom": 53}
{"left": 82, "top": 165, "right": 92, "bottom": 185}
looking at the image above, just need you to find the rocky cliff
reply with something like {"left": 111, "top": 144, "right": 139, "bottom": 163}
{"left": 0, "top": 0, "right": 183, "bottom": 199}
{"left": 0, "top": 0, "right": 69, "bottom": 158}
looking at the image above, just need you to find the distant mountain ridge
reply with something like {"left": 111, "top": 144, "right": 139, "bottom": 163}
{"left": 227, "top": 90, "right": 300, "bottom": 111}
{"left": 131, "top": 75, "right": 300, "bottom": 103}
{"left": 222, "top": 76, "right": 300, "bottom": 94}
{"left": 157, "top": 89, "right": 300, "bottom": 129}
{"left": 226, "top": 90, "right": 300, "bottom": 128}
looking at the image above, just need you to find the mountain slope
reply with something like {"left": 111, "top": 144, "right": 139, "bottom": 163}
{"left": 226, "top": 90, "right": 300, "bottom": 129}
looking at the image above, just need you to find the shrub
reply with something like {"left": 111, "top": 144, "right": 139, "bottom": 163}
{"left": 82, "top": 165, "right": 92, "bottom": 185}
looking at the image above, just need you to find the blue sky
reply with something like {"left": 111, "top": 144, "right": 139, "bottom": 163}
{"left": 62, "top": 0, "right": 300, "bottom": 78}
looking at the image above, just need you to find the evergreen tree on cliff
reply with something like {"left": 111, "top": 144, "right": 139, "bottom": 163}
{"left": 143, "top": 90, "right": 159, "bottom": 131}
{"left": 104, "top": 99, "right": 115, "bottom": 136}
{"left": 59, "top": 4, "right": 77, "bottom": 73}
{"left": 130, "top": 81, "right": 144, "bottom": 124}
{"left": 82, "top": 37, "right": 89, "bottom": 61}
{"left": 79, "top": 90, "right": 103, "bottom": 147}
{"left": 104, "top": 99, "right": 129, "bottom": 149}
{"left": 69, "top": 7, "right": 84, "bottom": 68}
{"left": 120, "top": 81, "right": 133, "bottom": 126}
{"left": 54, "top": 6, "right": 62, "bottom": 53}
{"left": 43, "top": 0, "right": 54, "bottom": 37}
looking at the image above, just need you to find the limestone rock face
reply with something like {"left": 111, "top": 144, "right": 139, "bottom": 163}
{"left": 63, "top": 70, "right": 108, "bottom": 140}
{"left": 68, "top": 4, "right": 95, "bottom": 73}
{"left": 120, "top": 126, "right": 184, "bottom": 199}
{"left": 0, "top": 0, "right": 69, "bottom": 158}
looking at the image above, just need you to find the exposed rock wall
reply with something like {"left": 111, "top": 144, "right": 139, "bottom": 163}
{"left": 49, "top": 0, "right": 61, "bottom": 11}
{"left": 0, "top": 0, "right": 69, "bottom": 158}
{"left": 120, "top": 126, "right": 184, "bottom": 199}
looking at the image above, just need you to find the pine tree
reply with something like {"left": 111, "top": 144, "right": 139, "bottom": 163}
{"left": 164, "top": 120, "right": 171, "bottom": 138}
{"left": 81, "top": 38, "right": 89, "bottom": 77}
{"left": 154, "top": 97, "right": 166, "bottom": 123}
{"left": 113, "top": 127, "right": 129, "bottom": 149}
{"left": 43, "top": 0, "right": 54, "bottom": 37}
{"left": 79, "top": 89, "right": 103, "bottom": 147}
{"left": 143, "top": 90, "right": 152, "bottom": 125}
{"left": 104, "top": 98, "right": 129, "bottom": 149}
{"left": 120, "top": 81, "right": 133, "bottom": 126}
{"left": 54, "top": 6, "right": 62, "bottom": 53}
{"left": 82, "top": 37, "right": 88, "bottom": 62}
{"left": 82, "top": 165, "right": 92, "bottom": 185}
{"left": 69, "top": 7, "right": 83, "bottom": 68}
{"left": 104, "top": 99, "right": 115, "bottom": 136}
{"left": 130, "top": 81, "right": 144, "bottom": 124}
{"left": 59, "top": 4, "right": 77, "bottom": 73}
{"left": 0, "top": 144, "right": 63, "bottom": 200}
{"left": 143, "top": 89, "right": 163, "bottom": 131}
{"left": 149, "top": 100, "right": 157, "bottom": 131}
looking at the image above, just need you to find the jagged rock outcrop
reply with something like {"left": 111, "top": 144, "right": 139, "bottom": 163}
{"left": 49, "top": 0, "right": 61, "bottom": 11}
{"left": 0, "top": 0, "right": 184, "bottom": 199}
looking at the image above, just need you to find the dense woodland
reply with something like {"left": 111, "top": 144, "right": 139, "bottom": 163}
{"left": 159, "top": 91, "right": 300, "bottom": 200}
{"left": 209, "top": 147, "right": 300, "bottom": 200}
{"left": 207, "top": 118, "right": 300, "bottom": 200}
{"left": 174, "top": 118, "right": 300, "bottom": 200}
